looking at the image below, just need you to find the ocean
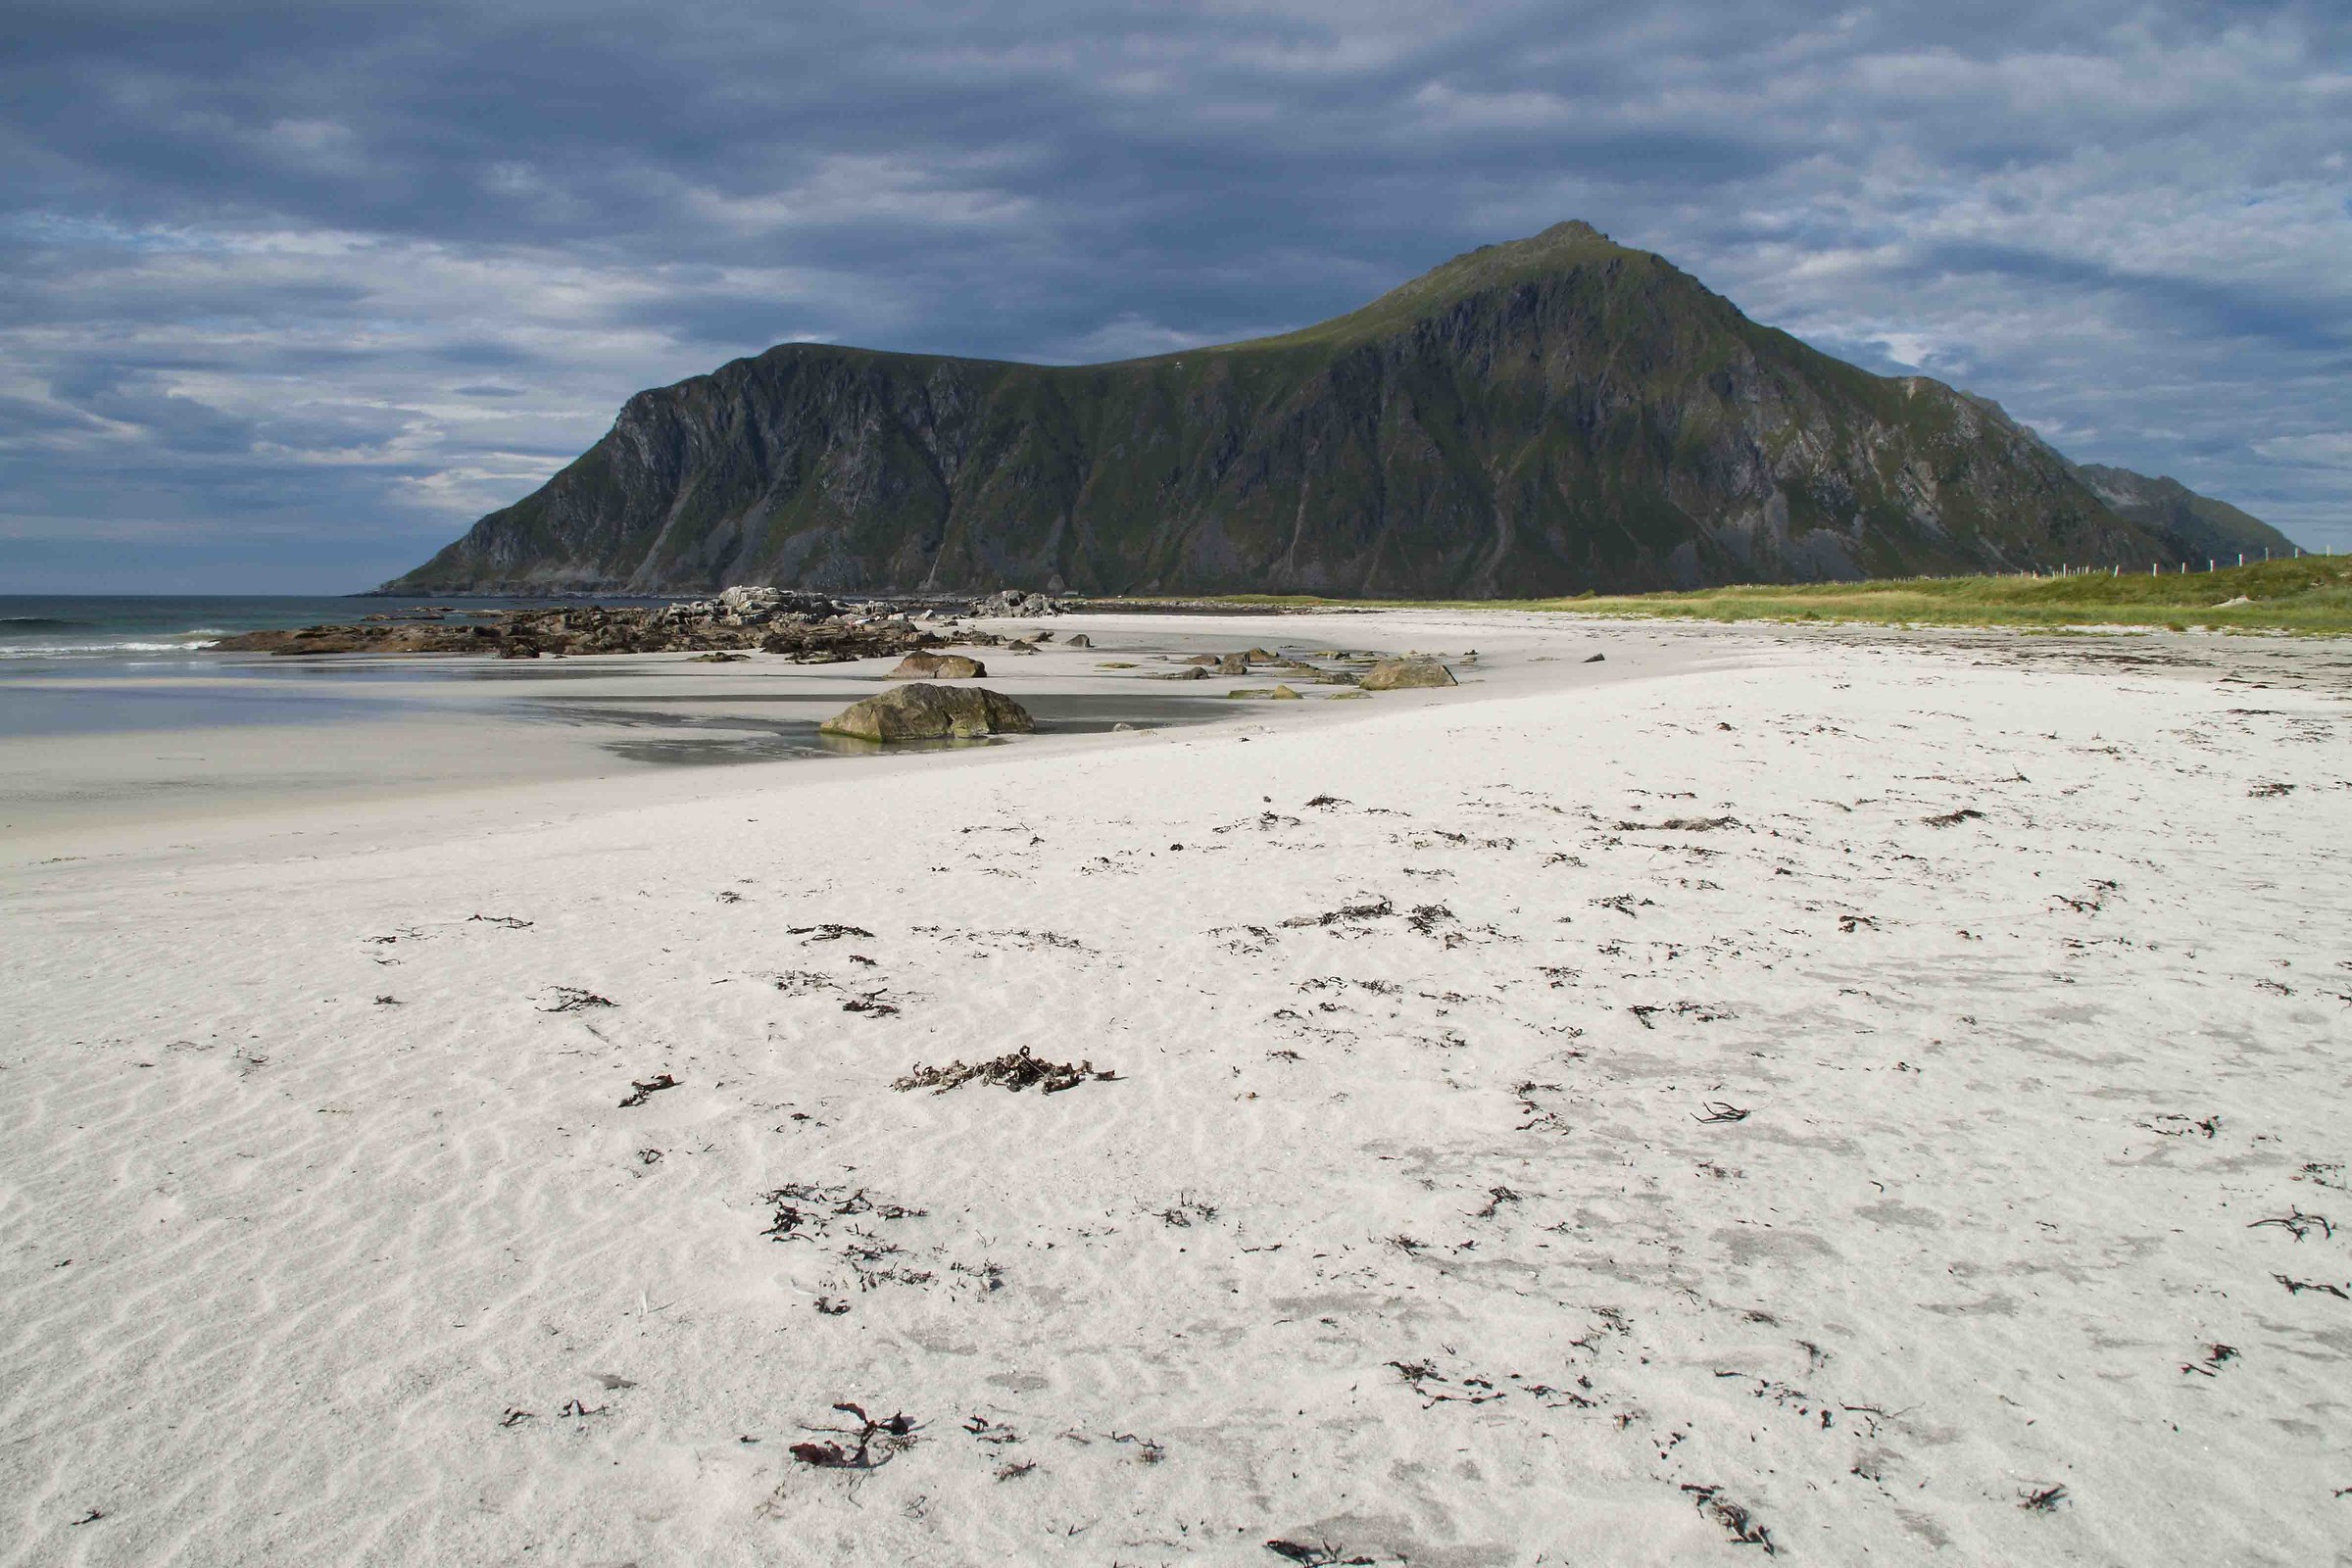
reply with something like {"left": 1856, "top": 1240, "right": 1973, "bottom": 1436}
{"left": 0, "top": 594, "right": 646, "bottom": 661}
{"left": 0, "top": 595, "right": 674, "bottom": 742}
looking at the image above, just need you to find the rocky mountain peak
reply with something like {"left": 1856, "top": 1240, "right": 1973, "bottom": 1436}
{"left": 381, "top": 226, "right": 2278, "bottom": 600}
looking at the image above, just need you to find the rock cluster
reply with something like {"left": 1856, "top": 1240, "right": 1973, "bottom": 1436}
{"left": 674, "top": 585, "right": 843, "bottom": 623}
{"left": 972, "top": 590, "right": 1065, "bottom": 617}
{"left": 212, "top": 600, "right": 946, "bottom": 662}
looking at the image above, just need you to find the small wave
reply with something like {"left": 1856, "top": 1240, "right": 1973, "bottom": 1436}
{"left": 0, "top": 617, "right": 94, "bottom": 631}
{"left": 0, "top": 639, "right": 220, "bottom": 659}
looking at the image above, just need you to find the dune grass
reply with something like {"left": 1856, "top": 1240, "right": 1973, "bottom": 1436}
{"left": 1134, "top": 556, "right": 2352, "bottom": 634}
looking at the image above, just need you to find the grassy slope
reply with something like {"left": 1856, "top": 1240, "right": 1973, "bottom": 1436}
{"left": 1148, "top": 556, "right": 2352, "bottom": 633}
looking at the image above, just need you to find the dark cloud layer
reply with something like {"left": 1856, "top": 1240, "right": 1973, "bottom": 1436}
{"left": 3, "top": 0, "right": 2345, "bottom": 589}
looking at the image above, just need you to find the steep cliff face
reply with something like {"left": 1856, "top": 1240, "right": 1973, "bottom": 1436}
{"left": 385, "top": 222, "right": 2204, "bottom": 597}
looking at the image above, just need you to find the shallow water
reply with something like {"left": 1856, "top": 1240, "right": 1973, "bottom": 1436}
{"left": 534, "top": 690, "right": 1233, "bottom": 765}
{"left": 0, "top": 620, "right": 1286, "bottom": 837}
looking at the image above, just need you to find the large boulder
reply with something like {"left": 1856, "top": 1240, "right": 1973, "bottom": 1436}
{"left": 889, "top": 652, "right": 987, "bottom": 679}
{"left": 1359, "top": 659, "right": 1458, "bottom": 691}
{"left": 820, "top": 683, "right": 1035, "bottom": 742}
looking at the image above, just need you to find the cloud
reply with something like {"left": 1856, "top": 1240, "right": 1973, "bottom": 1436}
{"left": 2, "top": 0, "right": 2347, "bottom": 588}
{"left": 2255, "top": 432, "right": 2352, "bottom": 469}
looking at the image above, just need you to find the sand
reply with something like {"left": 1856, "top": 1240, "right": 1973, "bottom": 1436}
{"left": 3, "top": 613, "right": 2348, "bottom": 1565}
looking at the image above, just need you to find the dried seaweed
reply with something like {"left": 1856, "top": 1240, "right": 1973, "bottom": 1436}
{"left": 891, "top": 1046, "right": 1117, "bottom": 1095}
{"left": 618, "top": 1073, "right": 678, "bottom": 1107}
{"left": 540, "top": 986, "right": 615, "bottom": 1012}
{"left": 1264, "top": 1540, "right": 1375, "bottom": 1564}
{"left": 789, "top": 923, "right": 874, "bottom": 943}
{"left": 1386, "top": 1356, "right": 1502, "bottom": 1407}
{"left": 2142, "top": 1113, "right": 2221, "bottom": 1139}
{"left": 1681, "top": 1485, "right": 1777, "bottom": 1552}
{"left": 1281, "top": 896, "right": 1396, "bottom": 929}
{"left": 2247, "top": 1207, "right": 2332, "bottom": 1242}
{"left": 789, "top": 1403, "right": 918, "bottom": 1470}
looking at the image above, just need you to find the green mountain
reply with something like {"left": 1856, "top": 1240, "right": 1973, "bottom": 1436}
{"left": 383, "top": 221, "right": 2217, "bottom": 598}
{"left": 2070, "top": 464, "right": 2297, "bottom": 564}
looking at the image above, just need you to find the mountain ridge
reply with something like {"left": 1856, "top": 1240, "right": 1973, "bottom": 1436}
{"left": 2069, "top": 463, "right": 2292, "bottom": 564}
{"left": 383, "top": 224, "right": 2283, "bottom": 598}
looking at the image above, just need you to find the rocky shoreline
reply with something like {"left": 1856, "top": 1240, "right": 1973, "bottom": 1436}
{"left": 205, "top": 586, "right": 1348, "bottom": 659}
{"left": 210, "top": 587, "right": 988, "bottom": 660}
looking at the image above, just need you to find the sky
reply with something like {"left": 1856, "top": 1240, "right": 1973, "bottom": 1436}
{"left": 2, "top": 0, "right": 2346, "bottom": 593}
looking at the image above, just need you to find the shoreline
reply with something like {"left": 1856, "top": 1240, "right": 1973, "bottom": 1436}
{"left": 1, "top": 610, "right": 1728, "bottom": 858}
{"left": 8, "top": 612, "right": 2346, "bottom": 862}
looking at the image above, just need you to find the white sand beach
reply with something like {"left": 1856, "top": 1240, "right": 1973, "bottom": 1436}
{"left": 4, "top": 612, "right": 2348, "bottom": 1565}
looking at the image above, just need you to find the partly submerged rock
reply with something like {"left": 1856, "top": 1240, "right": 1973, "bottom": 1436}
{"left": 889, "top": 652, "right": 987, "bottom": 679}
{"left": 1154, "top": 665, "right": 1211, "bottom": 681}
{"left": 1359, "top": 659, "right": 1458, "bottom": 691}
{"left": 1269, "top": 684, "right": 1301, "bottom": 700}
{"left": 1065, "top": 633, "right": 1092, "bottom": 648}
{"left": 820, "top": 683, "right": 1035, "bottom": 742}
{"left": 1216, "top": 654, "right": 1249, "bottom": 675}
